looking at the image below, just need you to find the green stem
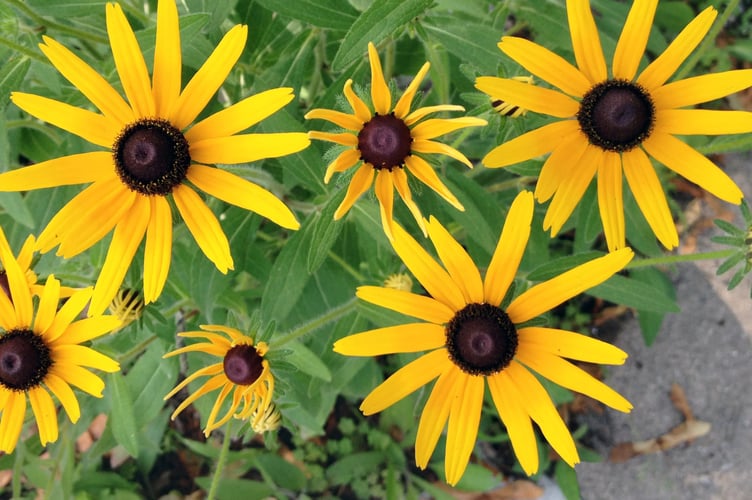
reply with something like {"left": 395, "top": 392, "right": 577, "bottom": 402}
{"left": 8, "top": 0, "right": 109, "bottom": 45}
{"left": 328, "top": 250, "right": 366, "bottom": 282}
{"left": 271, "top": 297, "right": 358, "bottom": 348}
{"left": 626, "top": 249, "right": 736, "bottom": 269}
{"left": 0, "top": 37, "right": 46, "bottom": 63}
{"left": 207, "top": 419, "right": 233, "bottom": 500}
{"left": 675, "top": 0, "right": 740, "bottom": 80}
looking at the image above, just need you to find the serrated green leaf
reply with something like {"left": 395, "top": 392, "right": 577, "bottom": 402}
{"left": 589, "top": 274, "right": 680, "bottom": 313}
{"left": 332, "top": 0, "right": 433, "bottom": 71}
{"left": 254, "top": 0, "right": 358, "bottom": 30}
{"left": 107, "top": 373, "right": 139, "bottom": 457}
{"left": 714, "top": 218, "right": 744, "bottom": 236}
{"left": 717, "top": 251, "right": 745, "bottom": 275}
{"left": 307, "top": 194, "right": 346, "bottom": 273}
{"left": 283, "top": 340, "right": 332, "bottom": 381}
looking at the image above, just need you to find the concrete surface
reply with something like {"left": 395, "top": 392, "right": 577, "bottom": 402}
{"left": 576, "top": 152, "right": 752, "bottom": 500}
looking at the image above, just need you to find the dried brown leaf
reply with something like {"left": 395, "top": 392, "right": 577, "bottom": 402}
{"left": 436, "top": 479, "right": 543, "bottom": 500}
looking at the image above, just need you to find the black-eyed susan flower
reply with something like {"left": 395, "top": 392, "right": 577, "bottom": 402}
{"left": 0, "top": 229, "right": 37, "bottom": 298}
{"left": 490, "top": 76, "right": 534, "bottom": 118}
{"left": 334, "top": 191, "right": 634, "bottom": 485}
{"left": 0, "top": 240, "right": 121, "bottom": 453}
{"left": 476, "top": 0, "right": 752, "bottom": 251}
{"left": 0, "top": 0, "right": 309, "bottom": 316}
{"left": 164, "top": 325, "right": 274, "bottom": 437}
{"left": 306, "top": 42, "right": 486, "bottom": 239}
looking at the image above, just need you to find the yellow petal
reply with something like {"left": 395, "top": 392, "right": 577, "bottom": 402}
{"left": 190, "top": 132, "right": 310, "bottom": 165}
{"left": 43, "top": 287, "right": 93, "bottom": 343}
{"left": 170, "top": 25, "right": 248, "bottom": 129}
{"left": 507, "top": 248, "right": 634, "bottom": 323}
{"left": 498, "top": 36, "right": 590, "bottom": 97}
{"left": 518, "top": 327, "right": 628, "bottom": 365}
{"left": 405, "top": 104, "right": 465, "bottom": 127}
{"left": 534, "top": 129, "right": 589, "bottom": 203}
{"left": 10, "top": 93, "right": 118, "bottom": 147}
{"left": 333, "top": 323, "right": 445, "bottom": 356}
{"left": 106, "top": 3, "right": 154, "bottom": 117}
{"left": 637, "top": 6, "right": 717, "bottom": 90}
{"left": 516, "top": 349, "right": 632, "bottom": 412}
{"left": 0, "top": 392, "right": 25, "bottom": 453}
{"left": 393, "top": 62, "right": 430, "bottom": 119}
{"left": 308, "top": 131, "right": 359, "bottom": 146}
{"left": 44, "top": 373, "right": 80, "bottom": 423}
{"left": 38, "top": 36, "right": 133, "bottom": 124}
{"left": 566, "top": 0, "right": 607, "bottom": 84}
{"left": 188, "top": 87, "right": 296, "bottom": 142}
{"left": 344, "top": 79, "right": 372, "bottom": 123}
{"left": 29, "top": 387, "right": 58, "bottom": 446}
{"left": 415, "top": 365, "right": 460, "bottom": 469}
{"left": 170, "top": 375, "right": 226, "bottom": 421}
{"left": 445, "top": 374, "right": 484, "bottom": 486}
{"left": 204, "top": 383, "right": 236, "bottom": 435}
{"left": 0, "top": 151, "right": 114, "bottom": 191}
{"left": 173, "top": 184, "right": 234, "bottom": 272}
{"left": 52, "top": 344, "right": 119, "bottom": 372}
{"left": 324, "top": 149, "right": 361, "bottom": 184}
{"left": 542, "top": 144, "right": 600, "bottom": 237}
{"left": 655, "top": 109, "right": 752, "bottom": 135}
{"left": 392, "top": 168, "right": 427, "bottom": 235}
{"left": 88, "top": 197, "right": 151, "bottom": 317}
{"left": 143, "top": 196, "right": 172, "bottom": 303}
{"left": 488, "top": 371, "right": 539, "bottom": 475}
{"left": 412, "top": 139, "right": 474, "bottom": 168}
{"left": 333, "top": 164, "right": 374, "bottom": 220}
{"left": 152, "top": 0, "right": 181, "bottom": 117}
{"left": 404, "top": 155, "right": 463, "bottom": 211}
{"left": 356, "top": 286, "right": 455, "bottom": 324}
{"left": 411, "top": 117, "right": 487, "bottom": 141}
{"left": 360, "top": 348, "right": 448, "bottom": 415}
{"left": 391, "top": 222, "right": 467, "bottom": 312}
{"left": 597, "top": 152, "right": 626, "bottom": 252}
{"left": 505, "top": 361, "right": 579, "bottom": 467}
{"left": 622, "top": 148, "right": 678, "bottom": 249}
{"left": 642, "top": 132, "right": 743, "bottom": 204}
{"left": 34, "top": 275, "right": 61, "bottom": 335}
{"left": 484, "top": 191, "right": 534, "bottom": 306}
{"left": 188, "top": 164, "right": 299, "bottom": 230}
{"left": 0, "top": 243, "right": 32, "bottom": 327}
{"left": 49, "top": 363, "right": 105, "bottom": 397}
{"left": 475, "top": 77, "right": 579, "bottom": 118}
{"left": 374, "top": 170, "right": 395, "bottom": 240}
{"left": 304, "top": 108, "right": 363, "bottom": 131}
{"left": 368, "top": 42, "right": 391, "bottom": 115}
{"left": 612, "top": 0, "right": 659, "bottom": 80}
{"left": 427, "top": 216, "right": 484, "bottom": 304}
{"left": 651, "top": 69, "right": 752, "bottom": 109}
{"left": 56, "top": 316, "right": 122, "bottom": 345}
{"left": 482, "top": 120, "right": 579, "bottom": 168}
{"left": 164, "top": 364, "right": 223, "bottom": 400}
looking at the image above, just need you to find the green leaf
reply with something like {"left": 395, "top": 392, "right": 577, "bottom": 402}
{"left": 193, "top": 478, "right": 274, "bottom": 500}
{"left": 452, "top": 462, "right": 499, "bottom": 491}
{"left": 282, "top": 340, "right": 332, "bottom": 381}
{"left": 332, "top": 0, "right": 433, "bottom": 71}
{"left": 554, "top": 460, "right": 581, "bottom": 500}
{"left": 254, "top": 453, "right": 307, "bottom": 491}
{"left": 589, "top": 274, "right": 680, "bottom": 313}
{"left": 422, "top": 14, "right": 502, "bottom": 74}
{"left": 106, "top": 372, "right": 139, "bottom": 457}
{"left": 253, "top": 0, "right": 359, "bottom": 30}
{"left": 326, "top": 451, "right": 385, "bottom": 484}
{"left": 631, "top": 267, "right": 676, "bottom": 345}
{"left": 527, "top": 251, "right": 605, "bottom": 282}
{"left": 0, "top": 192, "right": 35, "bottom": 229}
{"left": 127, "top": 342, "right": 179, "bottom": 426}
{"left": 307, "top": 194, "right": 346, "bottom": 273}
{"left": 0, "top": 56, "right": 30, "bottom": 111}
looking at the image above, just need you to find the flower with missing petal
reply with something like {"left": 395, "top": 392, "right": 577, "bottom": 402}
{"left": 476, "top": 0, "right": 751, "bottom": 251}
{"left": 163, "top": 325, "right": 274, "bottom": 437}
{"left": 0, "top": 238, "right": 120, "bottom": 453}
{"left": 334, "top": 191, "right": 633, "bottom": 485}
{"left": 0, "top": 0, "right": 309, "bottom": 316}
{"left": 306, "top": 42, "right": 486, "bottom": 239}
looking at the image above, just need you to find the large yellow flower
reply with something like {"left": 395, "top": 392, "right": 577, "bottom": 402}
{"left": 306, "top": 42, "right": 486, "bottom": 239}
{"left": 0, "top": 238, "right": 121, "bottom": 453}
{"left": 334, "top": 191, "right": 633, "bottom": 485}
{"left": 163, "top": 325, "right": 274, "bottom": 437}
{"left": 0, "top": 0, "right": 309, "bottom": 315}
{"left": 476, "top": 0, "right": 751, "bottom": 251}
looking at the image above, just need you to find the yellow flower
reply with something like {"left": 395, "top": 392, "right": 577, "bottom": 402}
{"left": 0, "top": 0, "right": 309, "bottom": 316}
{"left": 0, "top": 239, "right": 120, "bottom": 453}
{"left": 476, "top": 0, "right": 751, "bottom": 251}
{"left": 163, "top": 325, "right": 274, "bottom": 437}
{"left": 306, "top": 42, "right": 486, "bottom": 240}
{"left": 108, "top": 288, "right": 145, "bottom": 331}
{"left": 334, "top": 191, "right": 634, "bottom": 485}
{"left": 490, "top": 76, "right": 534, "bottom": 118}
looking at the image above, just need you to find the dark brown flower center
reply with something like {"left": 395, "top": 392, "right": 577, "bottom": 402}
{"left": 0, "top": 329, "right": 52, "bottom": 390}
{"left": 446, "top": 303, "right": 518, "bottom": 376}
{"left": 358, "top": 113, "right": 412, "bottom": 169}
{"left": 578, "top": 80, "right": 654, "bottom": 152}
{"left": 113, "top": 118, "right": 190, "bottom": 195}
{"left": 223, "top": 344, "right": 264, "bottom": 386}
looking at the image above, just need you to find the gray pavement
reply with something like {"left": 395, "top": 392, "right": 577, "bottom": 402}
{"left": 577, "top": 153, "right": 752, "bottom": 500}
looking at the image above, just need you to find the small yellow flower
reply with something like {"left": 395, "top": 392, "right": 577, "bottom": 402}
{"left": 383, "top": 273, "right": 413, "bottom": 292}
{"left": 0, "top": 0, "right": 309, "bottom": 316}
{"left": 335, "top": 191, "right": 633, "bottom": 485}
{"left": 164, "top": 325, "right": 275, "bottom": 437}
{"left": 0, "top": 240, "right": 120, "bottom": 453}
{"left": 306, "top": 42, "right": 486, "bottom": 239}
{"left": 476, "top": 0, "right": 752, "bottom": 251}
{"left": 108, "top": 288, "right": 145, "bottom": 330}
